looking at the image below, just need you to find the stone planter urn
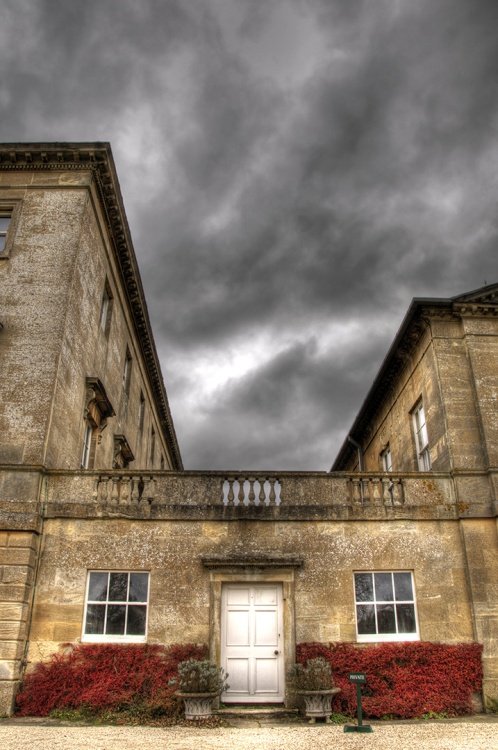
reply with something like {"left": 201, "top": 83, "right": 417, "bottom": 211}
{"left": 298, "top": 687, "right": 341, "bottom": 723}
{"left": 175, "top": 691, "right": 218, "bottom": 720}
{"left": 173, "top": 659, "right": 229, "bottom": 721}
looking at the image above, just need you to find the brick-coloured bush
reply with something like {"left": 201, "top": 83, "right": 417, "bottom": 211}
{"left": 296, "top": 642, "right": 483, "bottom": 718}
{"left": 15, "top": 642, "right": 207, "bottom": 717}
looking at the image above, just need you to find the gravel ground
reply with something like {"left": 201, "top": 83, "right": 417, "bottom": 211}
{"left": 0, "top": 719, "right": 497, "bottom": 750}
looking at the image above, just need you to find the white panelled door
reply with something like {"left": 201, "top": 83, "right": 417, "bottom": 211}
{"left": 221, "top": 584, "right": 284, "bottom": 703}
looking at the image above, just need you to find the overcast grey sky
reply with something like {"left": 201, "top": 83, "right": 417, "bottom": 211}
{"left": 2, "top": 0, "right": 497, "bottom": 469}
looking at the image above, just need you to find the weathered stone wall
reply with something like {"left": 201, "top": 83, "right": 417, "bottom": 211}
{"left": 461, "top": 316, "right": 498, "bottom": 469}
{"left": 0, "top": 169, "right": 173, "bottom": 472}
{"left": 432, "top": 317, "right": 490, "bottom": 471}
{"left": 45, "top": 182, "right": 173, "bottom": 471}
{"left": 459, "top": 518, "right": 498, "bottom": 708}
{"left": 0, "top": 170, "right": 89, "bottom": 466}
{"left": 0, "top": 530, "right": 39, "bottom": 716}
{"left": 341, "top": 311, "right": 498, "bottom": 481}
{"left": 26, "top": 515, "right": 476, "bottom": 676}
{"left": 355, "top": 328, "right": 449, "bottom": 473}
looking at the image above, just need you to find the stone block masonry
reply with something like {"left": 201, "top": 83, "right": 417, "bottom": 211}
{"left": 0, "top": 531, "right": 39, "bottom": 716}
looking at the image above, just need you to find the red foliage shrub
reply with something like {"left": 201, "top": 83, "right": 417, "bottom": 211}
{"left": 296, "top": 642, "right": 483, "bottom": 719}
{"left": 15, "top": 642, "right": 207, "bottom": 717}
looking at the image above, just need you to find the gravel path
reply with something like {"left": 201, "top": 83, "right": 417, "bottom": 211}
{"left": 1, "top": 721, "right": 497, "bottom": 750}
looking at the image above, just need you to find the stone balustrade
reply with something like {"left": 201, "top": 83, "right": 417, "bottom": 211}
{"left": 349, "top": 476, "right": 404, "bottom": 505}
{"left": 95, "top": 475, "right": 157, "bottom": 506}
{"left": 5, "top": 466, "right": 489, "bottom": 519}
{"left": 222, "top": 477, "right": 282, "bottom": 506}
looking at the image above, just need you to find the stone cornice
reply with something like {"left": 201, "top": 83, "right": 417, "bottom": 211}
{"left": 201, "top": 554, "right": 304, "bottom": 569}
{"left": 0, "top": 143, "right": 183, "bottom": 470}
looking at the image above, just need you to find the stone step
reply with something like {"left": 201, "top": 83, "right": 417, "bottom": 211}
{"left": 215, "top": 706, "right": 301, "bottom": 726}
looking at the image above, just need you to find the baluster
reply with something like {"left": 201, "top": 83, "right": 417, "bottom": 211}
{"left": 146, "top": 477, "right": 156, "bottom": 504}
{"left": 120, "top": 477, "right": 130, "bottom": 504}
{"left": 371, "top": 478, "right": 381, "bottom": 503}
{"left": 351, "top": 478, "right": 362, "bottom": 504}
{"left": 362, "top": 479, "right": 370, "bottom": 503}
{"left": 268, "top": 478, "right": 276, "bottom": 505}
{"left": 274, "top": 479, "right": 282, "bottom": 505}
{"left": 131, "top": 477, "right": 140, "bottom": 503}
{"left": 392, "top": 479, "right": 404, "bottom": 505}
{"left": 258, "top": 480, "right": 266, "bottom": 506}
{"left": 227, "top": 479, "right": 235, "bottom": 505}
{"left": 381, "top": 477, "right": 392, "bottom": 505}
{"left": 238, "top": 478, "right": 245, "bottom": 506}
{"left": 92, "top": 478, "right": 99, "bottom": 502}
{"left": 111, "top": 477, "right": 120, "bottom": 504}
{"left": 98, "top": 476, "right": 108, "bottom": 503}
{"left": 248, "top": 478, "right": 255, "bottom": 506}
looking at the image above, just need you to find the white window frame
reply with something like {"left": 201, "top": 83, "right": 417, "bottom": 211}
{"left": 0, "top": 200, "right": 21, "bottom": 258}
{"left": 123, "top": 348, "right": 132, "bottom": 396}
{"left": 82, "top": 570, "right": 149, "bottom": 643}
{"left": 381, "top": 445, "right": 392, "bottom": 472}
{"left": 354, "top": 571, "right": 419, "bottom": 643}
{"left": 149, "top": 427, "right": 155, "bottom": 466}
{"left": 412, "top": 400, "right": 431, "bottom": 471}
{"left": 81, "top": 421, "right": 94, "bottom": 469}
{"left": 0, "top": 211, "right": 11, "bottom": 254}
{"left": 138, "top": 391, "right": 145, "bottom": 432}
{"left": 99, "top": 282, "right": 113, "bottom": 335}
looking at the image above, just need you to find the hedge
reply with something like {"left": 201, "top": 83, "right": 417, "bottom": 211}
{"left": 296, "top": 641, "right": 483, "bottom": 718}
{"left": 15, "top": 642, "right": 207, "bottom": 718}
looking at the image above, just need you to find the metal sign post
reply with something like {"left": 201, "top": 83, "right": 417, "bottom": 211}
{"left": 344, "top": 672, "right": 373, "bottom": 733}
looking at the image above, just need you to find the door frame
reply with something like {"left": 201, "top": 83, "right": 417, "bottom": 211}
{"left": 205, "top": 566, "right": 298, "bottom": 706}
{"left": 221, "top": 582, "right": 284, "bottom": 703}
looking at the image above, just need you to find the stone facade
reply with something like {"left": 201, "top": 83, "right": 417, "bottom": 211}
{"left": 0, "top": 144, "right": 496, "bottom": 715}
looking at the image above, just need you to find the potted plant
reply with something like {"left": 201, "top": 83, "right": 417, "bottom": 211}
{"left": 289, "top": 657, "right": 341, "bottom": 723}
{"left": 172, "top": 659, "right": 229, "bottom": 720}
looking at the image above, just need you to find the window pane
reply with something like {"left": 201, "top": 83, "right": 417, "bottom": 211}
{"left": 0, "top": 236, "right": 5, "bottom": 252}
{"left": 109, "top": 572, "right": 128, "bottom": 601}
{"left": 374, "top": 573, "right": 394, "bottom": 601}
{"left": 129, "top": 573, "right": 148, "bottom": 602}
{"left": 357, "top": 604, "right": 376, "bottom": 634}
{"left": 106, "top": 605, "right": 126, "bottom": 634}
{"left": 377, "top": 604, "right": 396, "bottom": 633}
{"left": 396, "top": 604, "right": 416, "bottom": 633}
{"left": 0, "top": 217, "right": 10, "bottom": 232}
{"left": 127, "top": 605, "right": 146, "bottom": 635}
{"left": 85, "top": 604, "right": 106, "bottom": 634}
{"left": 394, "top": 572, "right": 413, "bottom": 601}
{"left": 88, "top": 572, "right": 108, "bottom": 602}
{"left": 355, "top": 573, "right": 373, "bottom": 602}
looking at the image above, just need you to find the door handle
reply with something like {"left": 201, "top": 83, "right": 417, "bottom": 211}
{"left": 274, "top": 650, "right": 279, "bottom": 655}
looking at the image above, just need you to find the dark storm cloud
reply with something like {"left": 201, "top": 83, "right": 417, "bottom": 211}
{"left": 179, "top": 333, "right": 385, "bottom": 470}
{"left": 1, "top": 0, "right": 497, "bottom": 468}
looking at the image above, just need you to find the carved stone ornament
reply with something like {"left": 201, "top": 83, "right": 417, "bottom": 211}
{"left": 113, "top": 434, "right": 134, "bottom": 469}
{"left": 85, "top": 377, "right": 115, "bottom": 430}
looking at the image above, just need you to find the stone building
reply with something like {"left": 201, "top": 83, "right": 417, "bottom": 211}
{"left": 0, "top": 143, "right": 496, "bottom": 716}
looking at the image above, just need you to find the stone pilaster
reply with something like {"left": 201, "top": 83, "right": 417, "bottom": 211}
{"left": 0, "top": 531, "right": 39, "bottom": 716}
